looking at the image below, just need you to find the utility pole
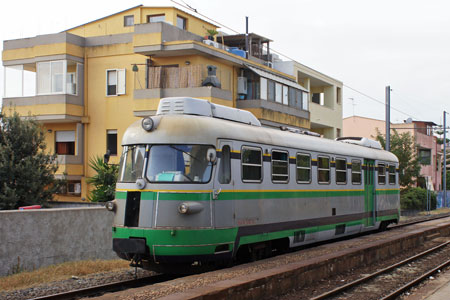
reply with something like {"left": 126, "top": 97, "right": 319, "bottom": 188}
{"left": 444, "top": 111, "right": 447, "bottom": 208}
{"left": 385, "top": 86, "right": 391, "bottom": 151}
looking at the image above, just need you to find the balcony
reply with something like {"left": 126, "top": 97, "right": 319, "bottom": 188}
{"left": 133, "top": 64, "right": 232, "bottom": 116}
{"left": 2, "top": 60, "right": 84, "bottom": 122}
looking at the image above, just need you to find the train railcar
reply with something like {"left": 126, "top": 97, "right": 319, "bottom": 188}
{"left": 109, "top": 97, "right": 400, "bottom": 273}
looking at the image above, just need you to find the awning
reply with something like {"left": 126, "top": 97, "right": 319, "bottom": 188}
{"left": 246, "top": 65, "right": 309, "bottom": 92}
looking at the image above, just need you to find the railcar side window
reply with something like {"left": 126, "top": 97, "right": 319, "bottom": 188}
{"left": 218, "top": 146, "right": 231, "bottom": 184}
{"left": 272, "top": 150, "right": 289, "bottom": 183}
{"left": 378, "top": 163, "right": 386, "bottom": 185}
{"left": 318, "top": 156, "right": 330, "bottom": 184}
{"left": 242, "top": 146, "right": 262, "bottom": 182}
{"left": 351, "top": 160, "right": 362, "bottom": 184}
{"left": 335, "top": 158, "right": 347, "bottom": 184}
{"left": 296, "top": 153, "right": 311, "bottom": 183}
{"left": 389, "top": 165, "right": 396, "bottom": 185}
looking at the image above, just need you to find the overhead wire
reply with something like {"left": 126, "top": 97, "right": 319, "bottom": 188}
{"left": 170, "top": 0, "right": 425, "bottom": 124}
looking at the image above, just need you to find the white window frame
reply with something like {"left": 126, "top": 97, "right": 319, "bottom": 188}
{"left": 296, "top": 152, "right": 311, "bottom": 184}
{"left": 351, "top": 159, "right": 362, "bottom": 184}
{"left": 388, "top": 164, "right": 396, "bottom": 185}
{"left": 241, "top": 146, "right": 263, "bottom": 183}
{"left": 106, "top": 69, "right": 126, "bottom": 96}
{"left": 282, "top": 85, "right": 289, "bottom": 105}
{"left": 37, "top": 60, "right": 67, "bottom": 95}
{"left": 335, "top": 158, "right": 347, "bottom": 185}
{"left": 271, "top": 149, "right": 289, "bottom": 183}
{"left": 260, "top": 77, "right": 267, "bottom": 100}
{"left": 378, "top": 163, "right": 386, "bottom": 185}
{"left": 275, "top": 82, "right": 282, "bottom": 103}
{"left": 317, "top": 155, "right": 330, "bottom": 184}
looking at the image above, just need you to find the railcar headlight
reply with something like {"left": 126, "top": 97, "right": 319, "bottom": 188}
{"left": 105, "top": 200, "right": 116, "bottom": 212}
{"left": 141, "top": 117, "right": 154, "bottom": 131}
{"left": 178, "top": 203, "right": 189, "bottom": 214}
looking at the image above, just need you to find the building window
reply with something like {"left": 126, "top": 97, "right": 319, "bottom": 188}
{"left": 351, "top": 160, "right": 362, "bottom": 184}
{"left": 267, "top": 80, "right": 275, "bottom": 101}
{"left": 302, "top": 92, "right": 309, "bottom": 111}
{"left": 106, "top": 69, "right": 126, "bottom": 96}
{"left": 336, "top": 128, "right": 341, "bottom": 138}
{"left": 147, "top": 14, "right": 165, "bottom": 23}
{"left": 59, "top": 180, "right": 81, "bottom": 196}
{"left": 419, "top": 149, "right": 431, "bottom": 165}
{"left": 318, "top": 156, "right": 330, "bottom": 184}
{"left": 275, "top": 83, "right": 282, "bottom": 103}
{"left": 55, "top": 130, "right": 75, "bottom": 155}
{"left": 241, "top": 146, "right": 262, "bottom": 182}
{"left": 176, "top": 15, "right": 187, "bottom": 30}
{"left": 124, "top": 15, "right": 134, "bottom": 26}
{"left": 282, "top": 85, "right": 289, "bottom": 105}
{"left": 296, "top": 153, "right": 311, "bottom": 183}
{"left": 335, "top": 158, "right": 347, "bottom": 184}
{"left": 260, "top": 78, "right": 267, "bottom": 100}
{"left": 312, "top": 92, "right": 324, "bottom": 105}
{"left": 378, "top": 163, "right": 386, "bottom": 185}
{"left": 337, "top": 87, "right": 341, "bottom": 104}
{"left": 389, "top": 165, "right": 396, "bottom": 185}
{"left": 36, "top": 60, "right": 79, "bottom": 95}
{"left": 4, "top": 64, "right": 36, "bottom": 97}
{"left": 218, "top": 145, "right": 231, "bottom": 184}
{"left": 107, "top": 129, "right": 117, "bottom": 156}
{"left": 271, "top": 150, "right": 289, "bottom": 183}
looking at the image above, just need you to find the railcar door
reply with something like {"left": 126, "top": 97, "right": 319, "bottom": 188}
{"left": 364, "top": 159, "right": 376, "bottom": 227}
{"left": 213, "top": 140, "right": 235, "bottom": 228}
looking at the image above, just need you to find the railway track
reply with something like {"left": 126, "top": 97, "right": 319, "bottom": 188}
{"left": 22, "top": 213, "right": 450, "bottom": 300}
{"left": 310, "top": 240, "right": 450, "bottom": 300}
{"left": 29, "top": 274, "right": 179, "bottom": 300}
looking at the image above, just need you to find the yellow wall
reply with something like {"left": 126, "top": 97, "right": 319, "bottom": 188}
{"left": 3, "top": 43, "right": 84, "bottom": 62}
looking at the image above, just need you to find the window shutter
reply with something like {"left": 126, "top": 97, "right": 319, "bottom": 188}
{"left": 117, "top": 69, "right": 126, "bottom": 95}
{"left": 55, "top": 130, "right": 75, "bottom": 142}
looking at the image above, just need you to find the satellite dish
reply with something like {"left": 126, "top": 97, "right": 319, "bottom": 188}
{"left": 405, "top": 117, "right": 413, "bottom": 124}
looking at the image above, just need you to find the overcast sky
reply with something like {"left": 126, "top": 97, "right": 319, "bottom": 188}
{"left": 1, "top": 0, "right": 449, "bottom": 125}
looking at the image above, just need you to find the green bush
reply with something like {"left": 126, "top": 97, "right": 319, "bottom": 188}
{"left": 400, "top": 187, "right": 436, "bottom": 210}
{"left": 87, "top": 156, "right": 118, "bottom": 202}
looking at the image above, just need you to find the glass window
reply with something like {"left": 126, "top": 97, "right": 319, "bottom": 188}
{"left": 418, "top": 149, "right": 431, "bottom": 165}
{"left": 282, "top": 85, "right": 289, "bottom": 105}
{"left": 4, "top": 65, "right": 23, "bottom": 97}
{"left": 260, "top": 77, "right": 267, "bottom": 100}
{"left": 302, "top": 92, "right": 309, "bottom": 111}
{"left": 389, "top": 165, "right": 396, "bottom": 185}
{"left": 51, "top": 61, "right": 64, "bottom": 93}
{"left": 124, "top": 15, "right": 134, "bottom": 26}
{"left": 272, "top": 150, "right": 289, "bottom": 183}
{"left": 107, "top": 129, "right": 117, "bottom": 156}
{"left": 318, "top": 156, "right": 330, "bottom": 184}
{"left": 119, "top": 145, "right": 146, "bottom": 182}
{"left": 106, "top": 69, "right": 126, "bottom": 96}
{"left": 37, "top": 62, "right": 51, "bottom": 94}
{"left": 218, "top": 145, "right": 231, "bottom": 184}
{"left": 147, "top": 14, "right": 165, "bottom": 23}
{"left": 176, "top": 15, "right": 187, "bottom": 30}
{"left": 275, "top": 83, "right": 282, "bottom": 103}
{"left": 336, "top": 158, "right": 347, "bottom": 184}
{"left": 378, "top": 163, "right": 386, "bottom": 185}
{"left": 296, "top": 90, "right": 303, "bottom": 109}
{"left": 55, "top": 130, "right": 75, "bottom": 155}
{"left": 288, "top": 87, "right": 296, "bottom": 107}
{"left": 242, "top": 146, "right": 262, "bottom": 182}
{"left": 351, "top": 160, "right": 362, "bottom": 184}
{"left": 296, "top": 153, "right": 311, "bottom": 183}
{"left": 268, "top": 80, "right": 275, "bottom": 101}
{"left": 146, "top": 145, "right": 213, "bottom": 183}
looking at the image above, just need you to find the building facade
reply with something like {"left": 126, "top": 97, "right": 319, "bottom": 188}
{"left": 343, "top": 116, "right": 442, "bottom": 191}
{"left": 2, "top": 5, "right": 342, "bottom": 201}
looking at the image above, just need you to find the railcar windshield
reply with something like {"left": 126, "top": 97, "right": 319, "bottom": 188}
{"left": 146, "top": 145, "right": 213, "bottom": 183}
{"left": 118, "top": 145, "right": 146, "bottom": 182}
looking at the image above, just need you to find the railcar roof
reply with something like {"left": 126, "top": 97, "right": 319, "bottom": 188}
{"left": 123, "top": 115, "right": 398, "bottom": 163}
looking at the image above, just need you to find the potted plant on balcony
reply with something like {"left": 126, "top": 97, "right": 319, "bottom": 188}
{"left": 205, "top": 29, "right": 219, "bottom": 41}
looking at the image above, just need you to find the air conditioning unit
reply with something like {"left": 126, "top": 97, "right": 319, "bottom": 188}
{"left": 237, "top": 77, "right": 247, "bottom": 95}
{"left": 203, "top": 40, "right": 215, "bottom": 47}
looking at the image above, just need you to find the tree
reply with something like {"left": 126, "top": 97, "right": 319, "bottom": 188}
{"left": 87, "top": 156, "right": 118, "bottom": 202}
{"left": 0, "top": 112, "right": 60, "bottom": 210}
{"left": 376, "top": 129, "right": 421, "bottom": 187}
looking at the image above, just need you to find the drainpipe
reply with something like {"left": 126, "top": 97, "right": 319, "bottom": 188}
{"left": 245, "top": 16, "right": 249, "bottom": 59}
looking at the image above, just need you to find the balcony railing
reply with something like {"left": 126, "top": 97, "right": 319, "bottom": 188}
{"left": 134, "top": 65, "right": 232, "bottom": 91}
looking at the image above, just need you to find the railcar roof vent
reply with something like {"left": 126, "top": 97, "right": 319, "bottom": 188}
{"left": 156, "top": 97, "right": 261, "bottom": 126}
{"left": 280, "top": 126, "right": 321, "bottom": 137}
{"left": 336, "top": 136, "right": 383, "bottom": 150}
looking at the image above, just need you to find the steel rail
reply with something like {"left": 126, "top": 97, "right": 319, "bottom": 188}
{"left": 310, "top": 241, "right": 449, "bottom": 300}
{"left": 393, "top": 213, "right": 450, "bottom": 229}
{"left": 380, "top": 259, "right": 450, "bottom": 300}
{"left": 29, "top": 274, "right": 178, "bottom": 300}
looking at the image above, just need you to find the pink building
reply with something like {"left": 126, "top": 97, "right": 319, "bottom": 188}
{"left": 343, "top": 116, "right": 442, "bottom": 191}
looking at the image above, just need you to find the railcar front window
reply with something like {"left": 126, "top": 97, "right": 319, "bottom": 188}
{"left": 146, "top": 145, "right": 213, "bottom": 183}
{"left": 119, "top": 145, "right": 146, "bottom": 182}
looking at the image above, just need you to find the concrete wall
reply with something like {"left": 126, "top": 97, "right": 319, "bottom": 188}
{"left": 0, "top": 208, "right": 115, "bottom": 277}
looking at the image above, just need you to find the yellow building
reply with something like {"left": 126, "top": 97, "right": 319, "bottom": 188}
{"left": 2, "top": 5, "right": 342, "bottom": 201}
